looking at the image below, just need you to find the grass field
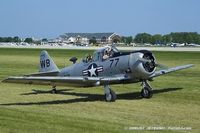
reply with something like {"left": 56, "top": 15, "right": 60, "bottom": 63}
{"left": 0, "top": 48, "right": 199, "bottom": 133}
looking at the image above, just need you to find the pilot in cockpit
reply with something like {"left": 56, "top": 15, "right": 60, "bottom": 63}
{"left": 103, "top": 46, "right": 113, "bottom": 60}
{"left": 86, "top": 54, "right": 93, "bottom": 62}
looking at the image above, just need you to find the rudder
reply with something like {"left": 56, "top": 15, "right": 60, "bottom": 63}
{"left": 39, "top": 50, "right": 59, "bottom": 73}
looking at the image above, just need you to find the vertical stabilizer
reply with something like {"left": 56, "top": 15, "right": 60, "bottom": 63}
{"left": 39, "top": 50, "right": 59, "bottom": 73}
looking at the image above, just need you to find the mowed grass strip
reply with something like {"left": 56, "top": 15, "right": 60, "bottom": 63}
{"left": 0, "top": 48, "right": 199, "bottom": 133}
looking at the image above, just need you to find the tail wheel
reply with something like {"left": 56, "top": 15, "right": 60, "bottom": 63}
{"left": 51, "top": 88, "right": 57, "bottom": 94}
{"left": 51, "top": 85, "right": 57, "bottom": 94}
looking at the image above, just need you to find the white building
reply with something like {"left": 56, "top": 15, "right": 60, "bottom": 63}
{"left": 59, "top": 32, "right": 121, "bottom": 45}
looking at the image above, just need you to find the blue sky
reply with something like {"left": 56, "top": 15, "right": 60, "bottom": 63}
{"left": 0, "top": 0, "right": 199, "bottom": 38}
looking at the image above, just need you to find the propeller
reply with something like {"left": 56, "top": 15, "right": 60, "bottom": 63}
{"left": 137, "top": 57, "right": 151, "bottom": 63}
{"left": 138, "top": 57, "right": 168, "bottom": 69}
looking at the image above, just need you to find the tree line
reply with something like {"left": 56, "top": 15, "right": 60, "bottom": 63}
{"left": 122, "top": 32, "right": 200, "bottom": 45}
{"left": 0, "top": 36, "right": 35, "bottom": 43}
{"left": 1, "top": 32, "right": 200, "bottom": 45}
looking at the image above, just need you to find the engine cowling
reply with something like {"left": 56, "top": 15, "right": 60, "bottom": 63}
{"left": 129, "top": 51, "right": 156, "bottom": 79}
{"left": 142, "top": 52, "right": 156, "bottom": 73}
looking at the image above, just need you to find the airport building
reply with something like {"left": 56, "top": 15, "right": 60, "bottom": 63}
{"left": 59, "top": 32, "right": 121, "bottom": 45}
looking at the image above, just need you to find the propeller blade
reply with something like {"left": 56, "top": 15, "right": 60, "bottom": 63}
{"left": 138, "top": 57, "right": 168, "bottom": 69}
{"left": 155, "top": 63, "right": 168, "bottom": 69}
{"left": 137, "top": 57, "right": 151, "bottom": 63}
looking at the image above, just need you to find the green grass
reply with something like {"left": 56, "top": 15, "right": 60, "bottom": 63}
{"left": 0, "top": 48, "right": 199, "bottom": 133}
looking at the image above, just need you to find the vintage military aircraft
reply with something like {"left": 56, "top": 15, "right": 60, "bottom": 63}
{"left": 2, "top": 46, "right": 193, "bottom": 102}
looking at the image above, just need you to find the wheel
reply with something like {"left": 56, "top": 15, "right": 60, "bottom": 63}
{"left": 141, "top": 87, "right": 153, "bottom": 98}
{"left": 105, "top": 89, "right": 117, "bottom": 102}
{"left": 110, "top": 89, "right": 117, "bottom": 102}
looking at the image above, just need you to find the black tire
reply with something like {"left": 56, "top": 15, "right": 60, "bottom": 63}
{"left": 105, "top": 89, "right": 117, "bottom": 102}
{"left": 110, "top": 89, "right": 117, "bottom": 102}
{"left": 141, "top": 87, "right": 153, "bottom": 98}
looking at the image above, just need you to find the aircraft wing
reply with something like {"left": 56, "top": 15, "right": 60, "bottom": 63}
{"left": 24, "top": 71, "right": 60, "bottom": 76}
{"left": 150, "top": 64, "right": 194, "bottom": 78}
{"left": 2, "top": 74, "right": 128, "bottom": 87}
{"left": 2, "top": 64, "right": 193, "bottom": 86}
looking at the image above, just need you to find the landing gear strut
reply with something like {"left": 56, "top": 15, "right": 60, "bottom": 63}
{"left": 51, "top": 85, "right": 57, "bottom": 94}
{"left": 141, "top": 81, "right": 153, "bottom": 98}
{"left": 104, "top": 84, "right": 117, "bottom": 102}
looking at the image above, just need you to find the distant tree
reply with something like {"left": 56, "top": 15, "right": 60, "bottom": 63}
{"left": 5, "top": 37, "right": 13, "bottom": 42}
{"left": 13, "top": 36, "right": 21, "bottom": 42}
{"left": 24, "top": 38, "right": 33, "bottom": 43}
{"left": 42, "top": 38, "right": 48, "bottom": 42}
{"left": 126, "top": 36, "right": 133, "bottom": 44}
{"left": 198, "top": 34, "right": 200, "bottom": 44}
{"left": 121, "top": 36, "right": 132, "bottom": 44}
{"left": 0, "top": 37, "right": 6, "bottom": 42}
{"left": 169, "top": 32, "right": 200, "bottom": 44}
{"left": 134, "top": 33, "right": 152, "bottom": 44}
{"left": 162, "top": 34, "right": 172, "bottom": 44}
{"left": 133, "top": 32, "right": 200, "bottom": 45}
{"left": 151, "top": 34, "right": 162, "bottom": 44}
{"left": 121, "top": 36, "right": 126, "bottom": 43}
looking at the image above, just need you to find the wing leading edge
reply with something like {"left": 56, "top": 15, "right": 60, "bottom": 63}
{"left": 2, "top": 75, "right": 128, "bottom": 87}
{"left": 150, "top": 64, "right": 194, "bottom": 78}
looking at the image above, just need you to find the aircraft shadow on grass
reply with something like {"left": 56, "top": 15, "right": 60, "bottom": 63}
{"left": 0, "top": 87, "right": 182, "bottom": 106}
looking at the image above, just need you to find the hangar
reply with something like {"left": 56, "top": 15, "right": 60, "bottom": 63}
{"left": 59, "top": 32, "right": 121, "bottom": 45}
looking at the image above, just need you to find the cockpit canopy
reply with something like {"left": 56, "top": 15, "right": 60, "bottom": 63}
{"left": 82, "top": 46, "right": 120, "bottom": 63}
{"left": 92, "top": 46, "right": 120, "bottom": 61}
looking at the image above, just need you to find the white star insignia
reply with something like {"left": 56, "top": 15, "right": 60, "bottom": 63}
{"left": 88, "top": 65, "right": 97, "bottom": 76}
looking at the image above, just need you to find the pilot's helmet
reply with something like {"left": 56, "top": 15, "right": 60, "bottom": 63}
{"left": 105, "top": 46, "right": 112, "bottom": 52}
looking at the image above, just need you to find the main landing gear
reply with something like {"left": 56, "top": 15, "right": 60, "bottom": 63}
{"left": 103, "top": 81, "right": 153, "bottom": 102}
{"left": 104, "top": 84, "right": 117, "bottom": 102}
{"left": 50, "top": 82, "right": 153, "bottom": 101}
{"left": 140, "top": 81, "right": 153, "bottom": 98}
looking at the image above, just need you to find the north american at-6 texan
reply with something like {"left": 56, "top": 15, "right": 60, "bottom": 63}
{"left": 2, "top": 46, "right": 193, "bottom": 102}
